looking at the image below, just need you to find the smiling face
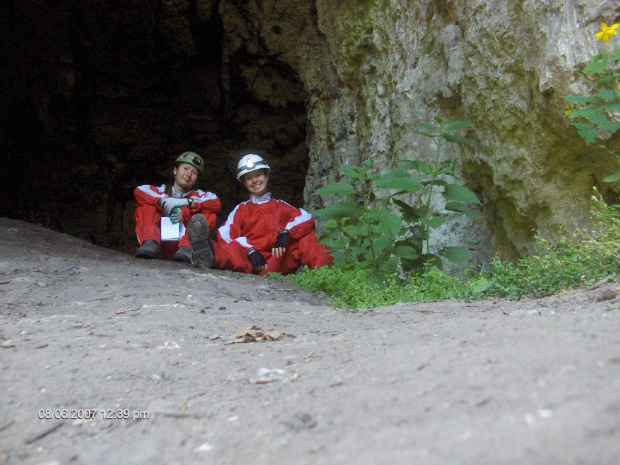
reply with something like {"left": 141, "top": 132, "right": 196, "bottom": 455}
{"left": 242, "top": 169, "right": 269, "bottom": 197}
{"left": 173, "top": 163, "right": 199, "bottom": 192}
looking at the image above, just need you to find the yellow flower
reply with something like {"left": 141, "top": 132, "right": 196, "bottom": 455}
{"left": 595, "top": 22, "right": 619, "bottom": 43}
{"left": 564, "top": 108, "right": 573, "bottom": 116}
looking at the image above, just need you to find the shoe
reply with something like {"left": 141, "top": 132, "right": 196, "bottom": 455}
{"left": 188, "top": 214, "right": 214, "bottom": 269}
{"left": 173, "top": 246, "right": 192, "bottom": 264}
{"left": 134, "top": 240, "right": 161, "bottom": 259}
{"left": 294, "top": 265, "right": 309, "bottom": 274}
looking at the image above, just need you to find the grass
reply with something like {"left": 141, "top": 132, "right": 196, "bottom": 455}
{"left": 292, "top": 196, "right": 620, "bottom": 310}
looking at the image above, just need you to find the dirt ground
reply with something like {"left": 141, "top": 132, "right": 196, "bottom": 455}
{"left": 1, "top": 217, "right": 619, "bottom": 465}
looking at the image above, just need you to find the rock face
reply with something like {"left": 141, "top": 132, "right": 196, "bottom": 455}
{"left": 1, "top": 0, "right": 618, "bottom": 261}
{"left": 301, "top": 0, "right": 620, "bottom": 261}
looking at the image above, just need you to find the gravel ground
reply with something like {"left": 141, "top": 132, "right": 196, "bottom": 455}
{"left": 1, "top": 217, "right": 619, "bottom": 465}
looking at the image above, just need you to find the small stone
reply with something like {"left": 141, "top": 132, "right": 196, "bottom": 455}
{"left": 595, "top": 289, "right": 617, "bottom": 302}
{"left": 250, "top": 368, "right": 299, "bottom": 384}
{"left": 194, "top": 443, "right": 213, "bottom": 453}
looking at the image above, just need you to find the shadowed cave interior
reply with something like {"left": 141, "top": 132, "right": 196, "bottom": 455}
{"left": 0, "top": 0, "right": 312, "bottom": 253}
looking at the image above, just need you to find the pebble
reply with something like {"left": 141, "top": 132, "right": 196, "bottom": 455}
{"left": 508, "top": 309, "right": 541, "bottom": 318}
{"left": 250, "top": 368, "right": 299, "bottom": 384}
{"left": 194, "top": 443, "right": 213, "bottom": 453}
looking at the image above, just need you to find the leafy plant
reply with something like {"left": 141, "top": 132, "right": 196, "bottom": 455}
{"left": 312, "top": 117, "right": 479, "bottom": 278}
{"left": 564, "top": 21, "right": 620, "bottom": 184}
{"left": 398, "top": 117, "right": 480, "bottom": 270}
{"left": 311, "top": 159, "right": 413, "bottom": 278}
{"left": 486, "top": 195, "right": 619, "bottom": 299}
{"left": 294, "top": 191, "right": 619, "bottom": 309}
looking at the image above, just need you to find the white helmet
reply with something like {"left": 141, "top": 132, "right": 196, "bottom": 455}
{"left": 236, "top": 154, "right": 270, "bottom": 181}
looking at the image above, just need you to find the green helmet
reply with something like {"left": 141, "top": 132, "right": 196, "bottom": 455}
{"left": 175, "top": 151, "right": 204, "bottom": 175}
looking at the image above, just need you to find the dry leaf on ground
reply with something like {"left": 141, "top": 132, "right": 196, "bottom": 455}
{"left": 226, "top": 326, "right": 284, "bottom": 344}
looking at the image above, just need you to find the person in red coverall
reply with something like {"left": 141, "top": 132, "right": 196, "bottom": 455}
{"left": 188, "top": 153, "right": 333, "bottom": 275}
{"left": 133, "top": 151, "right": 220, "bottom": 266}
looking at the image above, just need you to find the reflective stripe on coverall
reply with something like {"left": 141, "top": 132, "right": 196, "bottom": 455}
{"left": 212, "top": 192, "right": 333, "bottom": 275}
{"left": 134, "top": 184, "right": 220, "bottom": 253}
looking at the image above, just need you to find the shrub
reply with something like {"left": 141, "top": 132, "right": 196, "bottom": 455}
{"left": 295, "top": 194, "right": 619, "bottom": 309}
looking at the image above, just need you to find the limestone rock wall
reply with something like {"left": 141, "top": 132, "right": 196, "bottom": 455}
{"left": 300, "top": 0, "right": 620, "bottom": 261}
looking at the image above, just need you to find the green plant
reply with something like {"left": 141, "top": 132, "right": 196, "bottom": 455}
{"left": 485, "top": 191, "right": 620, "bottom": 299}
{"left": 294, "top": 191, "right": 619, "bottom": 309}
{"left": 312, "top": 117, "right": 479, "bottom": 279}
{"left": 311, "top": 159, "right": 407, "bottom": 277}
{"left": 564, "top": 21, "right": 620, "bottom": 184}
{"left": 398, "top": 117, "right": 480, "bottom": 270}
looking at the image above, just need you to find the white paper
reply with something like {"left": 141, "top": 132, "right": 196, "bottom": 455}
{"left": 161, "top": 217, "right": 186, "bottom": 241}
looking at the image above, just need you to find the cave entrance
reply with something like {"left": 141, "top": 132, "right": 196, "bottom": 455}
{"left": 0, "top": 0, "right": 311, "bottom": 253}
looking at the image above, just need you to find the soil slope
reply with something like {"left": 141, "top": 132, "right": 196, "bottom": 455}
{"left": 1, "top": 218, "right": 619, "bottom": 465}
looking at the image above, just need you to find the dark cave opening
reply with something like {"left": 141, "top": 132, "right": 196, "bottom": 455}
{"left": 0, "top": 0, "right": 311, "bottom": 253}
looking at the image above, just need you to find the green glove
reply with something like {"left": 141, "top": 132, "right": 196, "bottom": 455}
{"left": 170, "top": 207, "right": 182, "bottom": 224}
{"left": 161, "top": 197, "right": 189, "bottom": 215}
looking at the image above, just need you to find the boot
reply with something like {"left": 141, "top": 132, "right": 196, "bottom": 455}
{"left": 134, "top": 240, "right": 161, "bottom": 259}
{"left": 173, "top": 246, "right": 192, "bottom": 264}
{"left": 188, "top": 214, "right": 214, "bottom": 269}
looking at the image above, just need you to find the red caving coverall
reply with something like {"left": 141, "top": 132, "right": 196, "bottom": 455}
{"left": 213, "top": 192, "right": 333, "bottom": 274}
{"left": 134, "top": 184, "right": 220, "bottom": 259}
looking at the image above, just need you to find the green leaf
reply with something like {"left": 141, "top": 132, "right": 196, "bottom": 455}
{"left": 571, "top": 122, "right": 597, "bottom": 145}
{"left": 433, "top": 116, "right": 445, "bottom": 125}
{"left": 412, "top": 130, "right": 438, "bottom": 138}
{"left": 614, "top": 49, "right": 620, "bottom": 61}
{"left": 420, "top": 216, "right": 446, "bottom": 228}
{"left": 471, "top": 276, "right": 493, "bottom": 293}
{"left": 421, "top": 253, "right": 443, "bottom": 270}
{"left": 373, "top": 236, "right": 392, "bottom": 253}
{"left": 393, "top": 245, "right": 419, "bottom": 259}
{"left": 392, "top": 199, "right": 425, "bottom": 221}
{"left": 584, "top": 55, "right": 608, "bottom": 73}
{"left": 416, "top": 122, "right": 439, "bottom": 131}
{"left": 312, "top": 201, "right": 360, "bottom": 219}
{"left": 314, "top": 182, "right": 357, "bottom": 196}
{"left": 442, "top": 133, "right": 474, "bottom": 145}
{"left": 563, "top": 95, "right": 601, "bottom": 104}
{"left": 398, "top": 160, "right": 434, "bottom": 175}
{"left": 597, "top": 122, "right": 620, "bottom": 133}
{"left": 601, "top": 103, "right": 620, "bottom": 114}
{"left": 332, "top": 238, "right": 349, "bottom": 248}
{"left": 352, "top": 221, "right": 369, "bottom": 233}
{"left": 339, "top": 164, "right": 363, "bottom": 180}
{"left": 443, "top": 120, "right": 474, "bottom": 131}
{"left": 317, "top": 232, "right": 333, "bottom": 244}
{"left": 603, "top": 172, "right": 620, "bottom": 183}
{"left": 375, "top": 170, "right": 423, "bottom": 192}
{"left": 371, "top": 209, "right": 402, "bottom": 236}
{"left": 595, "top": 88, "right": 617, "bottom": 101}
{"left": 439, "top": 246, "right": 471, "bottom": 262}
{"left": 437, "top": 158, "right": 456, "bottom": 171}
{"left": 342, "top": 224, "right": 360, "bottom": 237}
{"left": 321, "top": 219, "right": 339, "bottom": 229}
{"left": 569, "top": 107, "right": 609, "bottom": 125}
{"left": 444, "top": 201, "right": 476, "bottom": 218}
{"left": 443, "top": 184, "right": 481, "bottom": 204}
{"left": 434, "top": 166, "right": 456, "bottom": 176}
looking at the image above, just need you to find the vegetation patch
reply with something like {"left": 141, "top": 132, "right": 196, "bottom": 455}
{"left": 293, "top": 194, "right": 619, "bottom": 309}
